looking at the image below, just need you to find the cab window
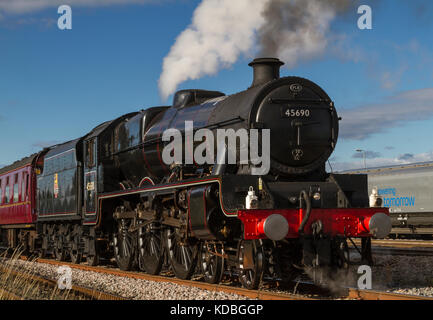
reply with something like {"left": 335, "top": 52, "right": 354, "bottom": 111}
{"left": 86, "top": 139, "right": 95, "bottom": 168}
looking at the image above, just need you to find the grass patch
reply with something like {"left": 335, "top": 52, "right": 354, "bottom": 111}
{"left": 0, "top": 247, "right": 86, "bottom": 300}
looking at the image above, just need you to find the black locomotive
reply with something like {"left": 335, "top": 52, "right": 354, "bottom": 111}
{"left": 0, "top": 58, "right": 391, "bottom": 288}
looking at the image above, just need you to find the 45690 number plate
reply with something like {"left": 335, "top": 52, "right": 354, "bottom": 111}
{"left": 282, "top": 107, "right": 311, "bottom": 118}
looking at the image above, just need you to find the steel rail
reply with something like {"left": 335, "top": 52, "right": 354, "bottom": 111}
{"left": 347, "top": 288, "right": 433, "bottom": 300}
{"left": 356, "top": 239, "right": 433, "bottom": 249}
{"left": 350, "top": 239, "right": 433, "bottom": 256}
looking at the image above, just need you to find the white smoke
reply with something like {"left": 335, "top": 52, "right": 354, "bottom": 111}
{"left": 259, "top": 0, "right": 351, "bottom": 67}
{"left": 159, "top": 0, "right": 353, "bottom": 101}
{"left": 158, "top": 0, "right": 267, "bottom": 100}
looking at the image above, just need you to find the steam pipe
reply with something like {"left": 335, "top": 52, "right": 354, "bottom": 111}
{"left": 298, "top": 190, "right": 312, "bottom": 234}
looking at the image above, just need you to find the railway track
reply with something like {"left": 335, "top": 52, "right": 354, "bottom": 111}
{"left": 351, "top": 239, "right": 433, "bottom": 256}
{"left": 18, "top": 256, "right": 433, "bottom": 301}
{"left": 2, "top": 244, "right": 432, "bottom": 301}
{"left": 346, "top": 288, "right": 432, "bottom": 300}
{"left": 31, "top": 257, "right": 315, "bottom": 301}
{"left": 370, "top": 239, "right": 433, "bottom": 249}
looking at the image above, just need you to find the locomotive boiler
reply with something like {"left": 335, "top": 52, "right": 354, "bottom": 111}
{"left": 102, "top": 58, "right": 339, "bottom": 186}
{"left": 0, "top": 58, "right": 392, "bottom": 288}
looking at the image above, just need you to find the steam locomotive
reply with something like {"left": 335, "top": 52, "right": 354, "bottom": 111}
{"left": 0, "top": 58, "right": 391, "bottom": 288}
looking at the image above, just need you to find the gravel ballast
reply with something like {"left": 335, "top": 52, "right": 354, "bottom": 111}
{"left": 342, "top": 253, "right": 433, "bottom": 298}
{"left": 4, "top": 259, "right": 250, "bottom": 300}
{"left": 371, "top": 255, "right": 433, "bottom": 297}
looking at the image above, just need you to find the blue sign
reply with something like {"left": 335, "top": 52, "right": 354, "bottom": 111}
{"left": 378, "top": 187, "right": 415, "bottom": 208}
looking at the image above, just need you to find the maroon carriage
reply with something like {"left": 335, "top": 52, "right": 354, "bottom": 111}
{"left": 0, "top": 153, "right": 44, "bottom": 248}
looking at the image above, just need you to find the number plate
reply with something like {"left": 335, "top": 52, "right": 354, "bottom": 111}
{"left": 281, "top": 107, "right": 311, "bottom": 118}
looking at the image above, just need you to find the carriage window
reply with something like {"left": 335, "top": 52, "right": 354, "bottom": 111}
{"left": 5, "top": 177, "right": 9, "bottom": 204}
{"left": 13, "top": 174, "right": 19, "bottom": 203}
{"left": 86, "top": 139, "right": 95, "bottom": 168}
{"left": 22, "top": 173, "right": 27, "bottom": 201}
{"left": 26, "top": 175, "right": 29, "bottom": 200}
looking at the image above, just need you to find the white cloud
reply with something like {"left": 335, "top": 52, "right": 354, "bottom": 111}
{"left": 379, "top": 65, "right": 408, "bottom": 90}
{"left": 0, "top": 0, "right": 161, "bottom": 15}
{"left": 339, "top": 87, "right": 433, "bottom": 140}
{"left": 330, "top": 151, "right": 433, "bottom": 172}
{"left": 352, "top": 150, "right": 381, "bottom": 159}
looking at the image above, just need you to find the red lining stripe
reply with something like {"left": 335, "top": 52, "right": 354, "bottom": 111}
{"left": 98, "top": 177, "right": 236, "bottom": 216}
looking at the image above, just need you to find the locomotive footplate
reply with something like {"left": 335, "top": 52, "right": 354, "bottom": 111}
{"left": 237, "top": 208, "right": 392, "bottom": 240}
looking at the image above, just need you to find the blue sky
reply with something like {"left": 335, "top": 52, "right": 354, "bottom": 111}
{"left": 0, "top": 0, "right": 432, "bottom": 171}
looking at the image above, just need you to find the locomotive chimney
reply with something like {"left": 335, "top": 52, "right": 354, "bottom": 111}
{"left": 249, "top": 57, "right": 284, "bottom": 88}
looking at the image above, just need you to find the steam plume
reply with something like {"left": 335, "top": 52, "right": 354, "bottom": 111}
{"left": 158, "top": 0, "right": 267, "bottom": 100}
{"left": 159, "top": 0, "right": 353, "bottom": 101}
{"left": 259, "top": 0, "right": 352, "bottom": 67}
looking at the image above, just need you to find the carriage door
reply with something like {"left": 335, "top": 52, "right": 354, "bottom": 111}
{"left": 84, "top": 138, "right": 97, "bottom": 217}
